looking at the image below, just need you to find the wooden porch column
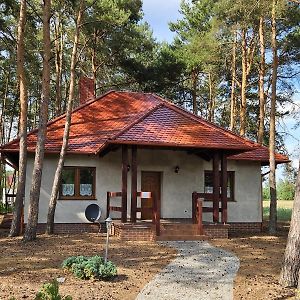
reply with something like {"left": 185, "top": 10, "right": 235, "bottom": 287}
{"left": 213, "top": 152, "right": 220, "bottom": 223}
{"left": 121, "top": 145, "right": 128, "bottom": 223}
{"left": 221, "top": 153, "right": 228, "bottom": 223}
{"left": 131, "top": 146, "right": 137, "bottom": 223}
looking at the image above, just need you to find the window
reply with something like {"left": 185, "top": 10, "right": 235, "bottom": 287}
{"left": 204, "top": 170, "right": 235, "bottom": 201}
{"left": 60, "top": 167, "right": 96, "bottom": 199}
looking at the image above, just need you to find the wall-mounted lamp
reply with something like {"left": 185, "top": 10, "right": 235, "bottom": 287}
{"left": 174, "top": 166, "right": 180, "bottom": 173}
{"left": 127, "top": 164, "right": 130, "bottom": 172}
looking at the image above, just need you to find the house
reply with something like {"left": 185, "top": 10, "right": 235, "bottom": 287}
{"left": 0, "top": 89, "right": 289, "bottom": 240}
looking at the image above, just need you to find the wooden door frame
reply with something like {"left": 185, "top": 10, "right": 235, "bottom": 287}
{"left": 141, "top": 171, "right": 162, "bottom": 220}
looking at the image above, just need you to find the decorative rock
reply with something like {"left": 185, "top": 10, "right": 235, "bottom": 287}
{"left": 56, "top": 277, "right": 65, "bottom": 283}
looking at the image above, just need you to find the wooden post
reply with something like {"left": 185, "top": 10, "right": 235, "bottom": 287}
{"left": 131, "top": 146, "right": 137, "bottom": 223}
{"left": 156, "top": 213, "right": 160, "bottom": 236}
{"left": 154, "top": 194, "right": 160, "bottom": 236}
{"left": 213, "top": 152, "right": 220, "bottom": 223}
{"left": 121, "top": 145, "right": 128, "bottom": 223}
{"left": 106, "top": 192, "right": 110, "bottom": 218}
{"left": 158, "top": 179, "right": 161, "bottom": 236}
{"left": 221, "top": 153, "right": 228, "bottom": 223}
{"left": 192, "top": 191, "right": 197, "bottom": 223}
{"left": 197, "top": 199, "right": 203, "bottom": 235}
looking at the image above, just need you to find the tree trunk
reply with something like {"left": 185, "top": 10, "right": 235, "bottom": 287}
{"left": 5, "top": 78, "right": 17, "bottom": 144}
{"left": 230, "top": 27, "right": 237, "bottom": 131}
{"left": 269, "top": 0, "right": 278, "bottom": 235}
{"left": 10, "top": 0, "right": 28, "bottom": 237}
{"left": 257, "top": 15, "right": 266, "bottom": 145}
{"left": 191, "top": 70, "right": 198, "bottom": 115}
{"left": 0, "top": 73, "right": 9, "bottom": 144}
{"left": 92, "top": 29, "right": 97, "bottom": 96}
{"left": 279, "top": 160, "right": 300, "bottom": 287}
{"left": 23, "top": 0, "right": 51, "bottom": 242}
{"left": 240, "top": 28, "right": 247, "bottom": 136}
{"left": 46, "top": 0, "right": 84, "bottom": 235}
{"left": 54, "top": 12, "right": 63, "bottom": 116}
{"left": 208, "top": 72, "right": 214, "bottom": 122}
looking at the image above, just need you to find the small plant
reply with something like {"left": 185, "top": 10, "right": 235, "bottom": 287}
{"left": 35, "top": 279, "right": 72, "bottom": 300}
{"left": 62, "top": 255, "right": 117, "bottom": 280}
{"left": 0, "top": 202, "right": 13, "bottom": 214}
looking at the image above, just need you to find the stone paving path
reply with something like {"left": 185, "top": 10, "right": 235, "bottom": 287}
{"left": 136, "top": 241, "right": 239, "bottom": 300}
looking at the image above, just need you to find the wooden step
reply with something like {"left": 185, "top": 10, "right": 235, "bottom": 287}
{"left": 156, "top": 234, "right": 209, "bottom": 241}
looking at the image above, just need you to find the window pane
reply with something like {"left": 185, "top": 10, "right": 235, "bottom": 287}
{"left": 204, "top": 172, "right": 213, "bottom": 193}
{"left": 204, "top": 171, "right": 234, "bottom": 199}
{"left": 79, "top": 168, "right": 94, "bottom": 196}
{"left": 61, "top": 169, "right": 75, "bottom": 196}
{"left": 227, "top": 173, "right": 233, "bottom": 198}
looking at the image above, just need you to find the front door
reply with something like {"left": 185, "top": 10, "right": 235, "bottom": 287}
{"left": 141, "top": 171, "right": 161, "bottom": 220}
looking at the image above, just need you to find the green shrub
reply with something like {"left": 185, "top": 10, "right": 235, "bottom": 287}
{"left": 35, "top": 279, "right": 72, "bottom": 300}
{"left": 62, "top": 256, "right": 88, "bottom": 269}
{"left": 263, "top": 180, "right": 295, "bottom": 201}
{"left": 62, "top": 255, "right": 117, "bottom": 280}
{"left": 263, "top": 186, "right": 270, "bottom": 201}
{"left": 277, "top": 180, "right": 295, "bottom": 201}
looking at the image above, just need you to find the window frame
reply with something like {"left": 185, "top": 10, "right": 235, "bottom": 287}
{"left": 59, "top": 166, "right": 96, "bottom": 200}
{"left": 204, "top": 170, "right": 235, "bottom": 202}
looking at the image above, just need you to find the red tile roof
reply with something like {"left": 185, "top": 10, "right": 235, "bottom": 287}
{"left": 2, "top": 91, "right": 160, "bottom": 154}
{"left": 0, "top": 91, "right": 289, "bottom": 164}
{"left": 228, "top": 146, "right": 289, "bottom": 164}
{"left": 114, "top": 104, "right": 255, "bottom": 150}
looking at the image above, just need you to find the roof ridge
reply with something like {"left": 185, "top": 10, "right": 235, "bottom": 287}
{"left": 107, "top": 103, "right": 164, "bottom": 142}
{"left": 92, "top": 92, "right": 165, "bottom": 154}
{"left": 150, "top": 93, "right": 258, "bottom": 149}
{"left": 0, "top": 90, "right": 116, "bottom": 150}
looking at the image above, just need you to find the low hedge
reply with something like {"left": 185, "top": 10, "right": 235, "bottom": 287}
{"left": 62, "top": 255, "right": 117, "bottom": 280}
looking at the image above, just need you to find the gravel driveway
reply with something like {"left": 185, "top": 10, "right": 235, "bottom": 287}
{"left": 136, "top": 241, "right": 240, "bottom": 300}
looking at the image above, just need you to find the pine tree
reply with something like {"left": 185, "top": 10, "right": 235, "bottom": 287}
{"left": 279, "top": 159, "right": 300, "bottom": 287}
{"left": 9, "top": 0, "right": 27, "bottom": 237}
{"left": 23, "top": 0, "right": 51, "bottom": 242}
{"left": 46, "top": 0, "right": 84, "bottom": 234}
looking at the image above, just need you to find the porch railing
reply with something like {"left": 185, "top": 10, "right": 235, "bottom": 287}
{"left": 106, "top": 191, "right": 161, "bottom": 232}
{"left": 192, "top": 192, "right": 204, "bottom": 235}
{"left": 192, "top": 191, "right": 226, "bottom": 224}
{"left": 106, "top": 192, "right": 123, "bottom": 218}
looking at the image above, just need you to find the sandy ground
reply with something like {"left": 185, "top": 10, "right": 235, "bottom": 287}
{"left": 0, "top": 223, "right": 296, "bottom": 300}
{"left": 0, "top": 230, "right": 177, "bottom": 300}
{"left": 211, "top": 223, "right": 296, "bottom": 300}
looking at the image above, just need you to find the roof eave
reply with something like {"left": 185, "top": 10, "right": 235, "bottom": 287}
{"left": 108, "top": 139, "right": 256, "bottom": 152}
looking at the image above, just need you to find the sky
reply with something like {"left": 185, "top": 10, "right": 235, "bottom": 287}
{"left": 142, "top": 0, "right": 300, "bottom": 172}
{"left": 142, "top": 0, "right": 181, "bottom": 43}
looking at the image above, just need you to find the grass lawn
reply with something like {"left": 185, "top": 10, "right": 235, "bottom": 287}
{"left": 263, "top": 200, "right": 293, "bottom": 221}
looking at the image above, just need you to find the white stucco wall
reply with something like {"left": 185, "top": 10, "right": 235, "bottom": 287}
{"left": 24, "top": 149, "right": 262, "bottom": 224}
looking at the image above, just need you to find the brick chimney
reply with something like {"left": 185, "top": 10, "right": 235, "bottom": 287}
{"left": 79, "top": 76, "right": 95, "bottom": 105}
